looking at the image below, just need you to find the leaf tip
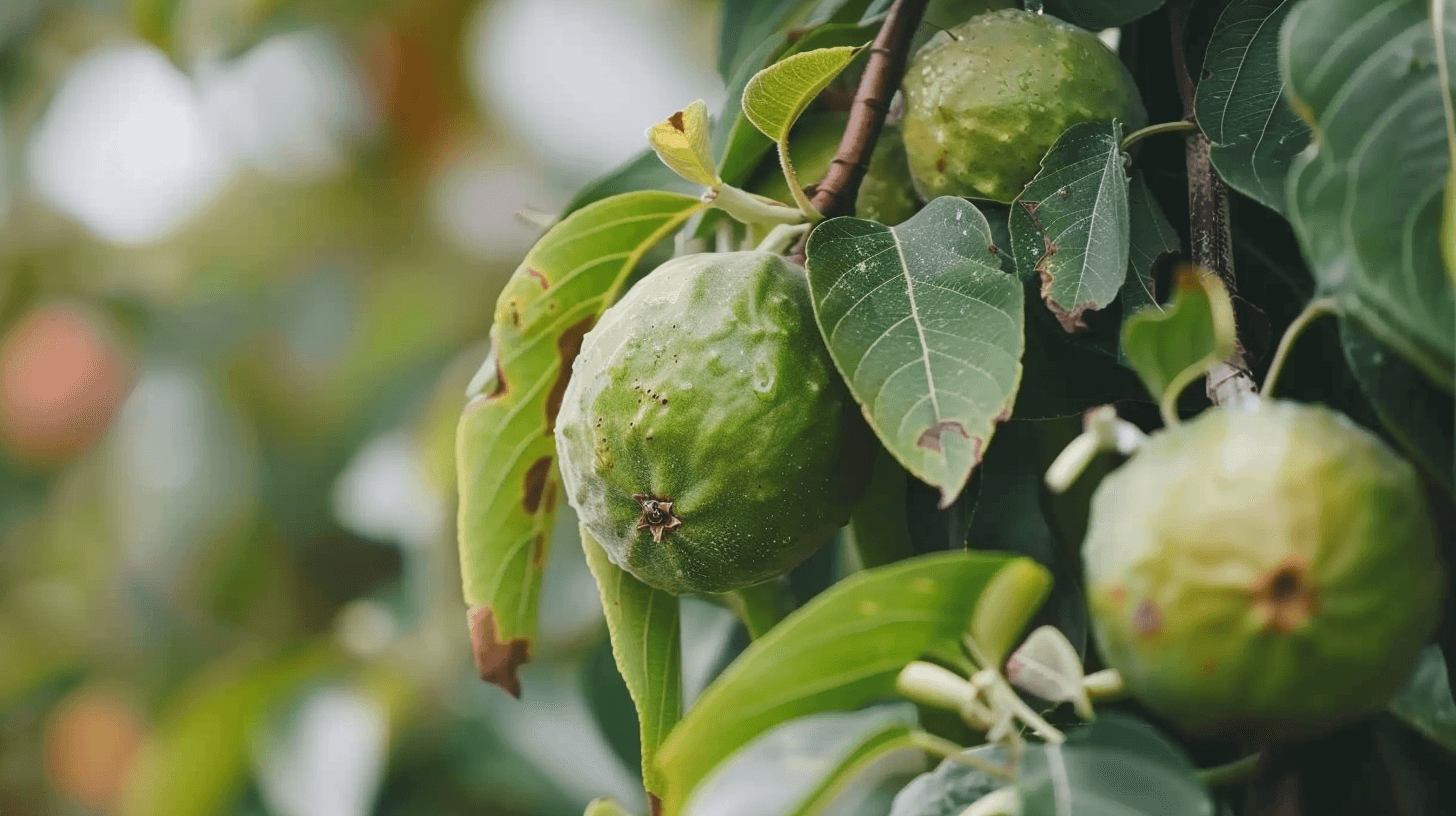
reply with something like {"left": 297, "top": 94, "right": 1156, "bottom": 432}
{"left": 469, "top": 605, "right": 531, "bottom": 697}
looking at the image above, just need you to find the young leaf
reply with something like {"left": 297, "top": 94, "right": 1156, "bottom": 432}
{"left": 1120, "top": 268, "right": 1237, "bottom": 419}
{"left": 1016, "top": 715, "right": 1214, "bottom": 816}
{"left": 1194, "top": 0, "right": 1310, "bottom": 214}
{"left": 805, "top": 197, "right": 1025, "bottom": 508}
{"left": 1389, "top": 646, "right": 1456, "bottom": 754}
{"left": 646, "top": 100, "right": 720, "bottom": 188}
{"left": 654, "top": 552, "right": 1050, "bottom": 816}
{"left": 742, "top": 46, "right": 862, "bottom": 144}
{"left": 581, "top": 528, "right": 682, "bottom": 801}
{"left": 1010, "top": 122, "right": 1131, "bottom": 333}
{"left": 456, "top": 191, "right": 703, "bottom": 697}
{"left": 681, "top": 705, "right": 919, "bottom": 816}
{"left": 1283, "top": 0, "right": 1456, "bottom": 390}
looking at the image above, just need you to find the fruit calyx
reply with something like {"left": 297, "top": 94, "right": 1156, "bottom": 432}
{"left": 633, "top": 494, "right": 683, "bottom": 543}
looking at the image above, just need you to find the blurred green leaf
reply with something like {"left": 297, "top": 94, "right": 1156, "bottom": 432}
{"left": 1390, "top": 646, "right": 1456, "bottom": 753}
{"left": 805, "top": 197, "right": 1024, "bottom": 508}
{"left": 1284, "top": 0, "right": 1456, "bottom": 390}
{"left": 1194, "top": 0, "right": 1310, "bottom": 214}
{"left": 888, "top": 745, "right": 1009, "bottom": 816}
{"left": 581, "top": 528, "right": 682, "bottom": 800}
{"left": 585, "top": 798, "right": 639, "bottom": 816}
{"left": 1120, "top": 268, "right": 1236, "bottom": 414}
{"left": 655, "top": 552, "right": 1049, "bottom": 816}
{"left": 1120, "top": 171, "right": 1179, "bottom": 323}
{"left": 683, "top": 705, "right": 920, "bottom": 816}
{"left": 1010, "top": 122, "right": 1130, "bottom": 333}
{"left": 456, "top": 191, "right": 703, "bottom": 696}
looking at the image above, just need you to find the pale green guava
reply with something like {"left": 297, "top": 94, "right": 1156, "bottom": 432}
{"left": 555, "top": 251, "right": 868, "bottom": 595}
{"left": 901, "top": 9, "right": 1147, "bottom": 203}
{"left": 1084, "top": 400, "right": 1444, "bottom": 739}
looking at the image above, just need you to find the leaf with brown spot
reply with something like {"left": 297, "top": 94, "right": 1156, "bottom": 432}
{"left": 456, "top": 191, "right": 703, "bottom": 695}
{"left": 469, "top": 606, "right": 530, "bottom": 698}
{"left": 1010, "top": 121, "right": 1131, "bottom": 334}
{"left": 805, "top": 197, "right": 1024, "bottom": 508}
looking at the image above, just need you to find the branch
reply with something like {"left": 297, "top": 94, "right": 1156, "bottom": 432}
{"left": 808, "top": 0, "right": 930, "bottom": 220}
{"left": 1168, "top": 0, "right": 1258, "bottom": 406}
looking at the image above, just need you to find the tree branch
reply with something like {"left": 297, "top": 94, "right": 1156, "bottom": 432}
{"left": 808, "top": 0, "right": 930, "bottom": 220}
{"left": 1168, "top": 0, "right": 1258, "bottom": 406}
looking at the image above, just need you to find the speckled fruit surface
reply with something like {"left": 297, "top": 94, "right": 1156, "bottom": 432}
{"left": 1084, "top": 400, "right": 1443, "bottom": 739}
{"left": 901, "top": 9, "right": 1147, "bottom": 203}
{"left": 555, "top": 252, "right": 867, "bottom": 595}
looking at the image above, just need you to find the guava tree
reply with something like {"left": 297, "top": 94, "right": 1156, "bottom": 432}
{"left": 455, "top": 1, "right": 1456, "bottom": 814}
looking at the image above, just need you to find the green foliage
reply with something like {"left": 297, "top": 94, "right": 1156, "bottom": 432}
{"left": 1120, "top": 269, "right": 1237, "bottom": 419}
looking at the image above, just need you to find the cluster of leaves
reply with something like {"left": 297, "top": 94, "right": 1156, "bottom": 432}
{"left": 455, "top": 1, "right": 1456, "bottom": 815}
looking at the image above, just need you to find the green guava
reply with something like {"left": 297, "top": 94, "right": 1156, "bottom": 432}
{"left": 1083, "top": 400, "right": 1444, "bottom": 739}
{"left": 901, "top": 9, "right": 1147, "bottom": 203}
{"left": 555, "top": 251, "right": 868, "bottom": 595}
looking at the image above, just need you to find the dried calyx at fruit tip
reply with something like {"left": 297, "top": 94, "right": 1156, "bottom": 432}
{"left": 1082, "top": 399, "right": 1444, "bottom": 740}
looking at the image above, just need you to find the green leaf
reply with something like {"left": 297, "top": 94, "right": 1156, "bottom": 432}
{"left": 585, "top": 798, "right": 639, "bottom": 816}
{"left": 655, "top": 552, "right": 1050, "bottom": 816}
{"left": 647, "top": 100, "right": 720, "bottom": 188}
{"left": 1120, "top": 171, "right": 1179, "bottom": 330}
{"left": 1194, "top": 0, "right": 1311, "bottom": 214}
{"left": 1389, "top": 646, "right": 1456, "bottom": 753}
{"left": 1017, "top": 715, "right": 1214, "bottom": 816}
{"left": 743, "top": 46, "right": 862, "bottom": 143}
{"left": 1283, "top": 0, "right": 1456, "bottom": 390}
{"left": 582, "top": 528, "right": 682, "bottom": 799}
{"left": 1010, "top": 122, "right": 1131, "bottom": 332}
{"left": 682, "top": 705, "right": 920, "bottom": 816}
{"left": 1341, "top": 319, "right": 1455, "bottom": 496}
{"left": 1042, "top": 0, "right": 1165, "bottom": 30}
{"left": 888, "top": 746, "right": 1009, "bottom": 816}
{"left": 1120, "top": 268, "right": 1237, "bottom": 415}
{"left": 805, "top": 197, "right": 1025, "bottom": 508}
{"left": 456, "top": 191, "right": 703, "bottom": 696}
{"left": 717, "top": 0, "right": 821, "bottom": 80}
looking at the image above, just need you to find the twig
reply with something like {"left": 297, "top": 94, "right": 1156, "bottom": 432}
{"left": 809, "top": 0, "right": 928, "bottom": 219}
{"left": 1168, "top": 0, "right": 1258, "bottom": 406}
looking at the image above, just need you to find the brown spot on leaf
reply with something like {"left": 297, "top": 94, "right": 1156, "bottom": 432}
{"left": 525, "top": 268, "right": 550, "bottom": 289}
{"left": 469, "top": 606, "right": 530, "bottom": 697}
{"left": 531, "top": 533, "right": 548, "bottom": 568}
{"left": 917, "top": 420, "right": 970, "bottom": 453}
{"left": 987, "top": 243, "right": 998, "bottom": 255}
{"left": 668, "top": 110, "right": 685, "bottom": 131}
{"left": 1037, "top": 269, "right": 1091, "bottom": 332}
{"left": 1133, "top": 601, "right": 1161, "bottom": 636}
{"left": 1057, "top": 187, "right": 1069, "bottom": 200}
{"left": 523, "top": 456, "right": 552, "bottom": 513}
{"left": 545, "top": 317, "right": 594, "bottom": 431}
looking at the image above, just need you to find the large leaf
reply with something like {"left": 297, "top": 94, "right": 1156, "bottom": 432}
{"left": 1283, "top": 0, "right": 1456, "bottom": 390}
{"left": 1341, "top": 319, "right": 1455, "bottom": 496}
{"left": 1389, "top": 646, "right": 1456, "bottom": 753}
{"left": 1120, "top": 268, "right": 1237, "bottom": 414}
{"left": 805, "top": 197, "right": 1025, "bottom": 508}
{"left": 1016, "top": 715, "right": 1214, "bottom": 816}
{"left": 582, "top": 528, "right": 682, "bottom": 801}
{"left": 654, "top": 552, "right": 1050, "bottom": 816}
{"left": 1010, "top": 122, "right": 1131, "bottom": 333}
{"left": 682, "top": 705, "right": 920, "bottom": 816}
{"left": 456, "top": 191, "right": 703, "bottom": 696}
{"left": 1042, "top": 0, "right": 1165, "bottom": 29}
{"left": 1195, "top": 0, "right": 1310, "bottom": 214}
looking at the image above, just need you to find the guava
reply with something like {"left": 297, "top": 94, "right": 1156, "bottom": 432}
{"left": 555, "top": 251, "right": 868, "bottom": 595}
{"left": 1083, "top": 400, "right": 1444, "bottom": 739}
{"left": 901, "top": 9, "right": 1147, "bottom": 203}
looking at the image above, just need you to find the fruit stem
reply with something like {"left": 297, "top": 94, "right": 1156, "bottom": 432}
{"left": 1197, "top": 752, "right": 1264, "bottom": 787}
{"left": 1120, "top": 120, "right": 1199, "bottom": 152}
{"left": 755, "top": 223, "right": 812, "bottom": 255}
{"left": 918, "top": 737, "right": 1017, "bottom": 781}
{"left": 1261, "top": 297, "right": 1338, "bottom": 398}
{"left": 709, "top": 183, "right": 807, "bottom": 226}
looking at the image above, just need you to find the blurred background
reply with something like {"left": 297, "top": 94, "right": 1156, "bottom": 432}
{"left": 0, "top": 1, "right": 735, "bottom": 814}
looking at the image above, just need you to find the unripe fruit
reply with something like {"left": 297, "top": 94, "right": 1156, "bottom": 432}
{"left": 1084, "top": 400, "right": 1443, "bottom": 739}
{"left": 901, "top": 10, "right": 1147, "bottom": 203}
{"left": 556, "top": 252, "right": 867, "bottom": 595}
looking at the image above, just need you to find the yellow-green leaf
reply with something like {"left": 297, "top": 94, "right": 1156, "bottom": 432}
{"left": 742, "top": 46, "right": 862, "bottom": 143}
{"left": 646, "top": 99, "right": 721, "bottom": 188}
{"left": 456, "top": 191, "right": 703, "bottom": 697}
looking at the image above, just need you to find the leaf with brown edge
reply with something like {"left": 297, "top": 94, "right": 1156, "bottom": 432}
{"left": 805, "top": 197, "right": 1024, "bottom": 508}
{"left": 456, "top": 190, "right": 704, "bottom": 696}
{"left": 1010, "top": 122, "right": 1131, "bottom": 333}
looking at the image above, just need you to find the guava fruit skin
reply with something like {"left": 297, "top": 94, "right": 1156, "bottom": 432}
{"left": 556, "top": 252, "right": 867, "bottom": 595}
{"left": 901, "top": 9, "right": 1148, "bottom": 203}
{"left": 1084, "top": 400, "right": 1443, "bottom": 739}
